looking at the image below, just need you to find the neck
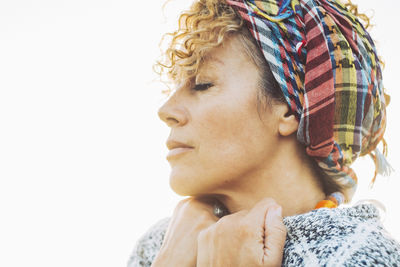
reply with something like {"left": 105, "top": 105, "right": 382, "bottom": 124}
{"left": 210, "top": 140, "right": 326, "bottom": 217}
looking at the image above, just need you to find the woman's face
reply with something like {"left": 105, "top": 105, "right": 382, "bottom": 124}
{"left": 158, "top": 36, "right": 281, "bottom": 196}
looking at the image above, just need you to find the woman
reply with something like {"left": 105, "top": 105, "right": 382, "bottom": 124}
{"left": 129, "top": 0, "right": 400, "bottom": 266}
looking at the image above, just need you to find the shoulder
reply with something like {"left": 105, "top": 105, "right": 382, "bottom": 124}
{"left": 283, "top": 203, "right": 400, "bottom": 266}
{"left": 127, "top": 217, "right": 170, "bottom": 267}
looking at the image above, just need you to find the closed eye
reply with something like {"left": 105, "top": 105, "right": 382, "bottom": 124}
{"left": 192, "top": 83, "right": 213, "bottom": 91}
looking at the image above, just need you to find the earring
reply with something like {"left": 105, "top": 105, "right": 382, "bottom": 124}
{"left": 213, "top": 202, "right": 230, "bottom": 218}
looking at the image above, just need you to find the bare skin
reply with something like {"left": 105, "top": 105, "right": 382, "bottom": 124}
{"left": 197, "top": 198, "right": 286, "bottom": 267}
{"left": 155, "top": 35, "right": 325, "bottom": 266}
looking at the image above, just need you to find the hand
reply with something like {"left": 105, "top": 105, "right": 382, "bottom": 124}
{"left": 151, "top": 197, "right": 218, "bottom": 267}
{"left": 197, "top": 198, "right": 286, "bottom": 267}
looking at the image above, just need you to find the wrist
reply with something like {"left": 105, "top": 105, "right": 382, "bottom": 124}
{"left": 151, "top": 250, "right": 169, "bottom": 267}
{"left": 150, "top": 256, "right": 164, "bottom": 267}
{"left": 151, "top": 249, "right": 195, "bottom": 267}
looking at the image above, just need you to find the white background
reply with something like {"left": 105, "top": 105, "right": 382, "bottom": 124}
{"left": 0, "top": 0, "right": 399, "bottom": 266}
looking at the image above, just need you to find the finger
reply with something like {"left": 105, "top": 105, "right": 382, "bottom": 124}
{"left": 240, "top": 199, "right": 285, "bottom": 264}
{"left": 242, "top": 198, "right": 279, "bottom": 240}
{"left": 263, "top": 205, "right": 286, "bottom": 265}
{"left": 187, "top": 197, "right": 220, "bottom": 224}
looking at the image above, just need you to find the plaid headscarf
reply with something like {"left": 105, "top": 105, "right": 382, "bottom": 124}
{"left": 226, "top": 0, "right": 389, "bottom": 203}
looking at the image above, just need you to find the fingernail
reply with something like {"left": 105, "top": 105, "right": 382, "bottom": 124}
{"left": 266, "top": 206, "right": 282, "bottom": 223}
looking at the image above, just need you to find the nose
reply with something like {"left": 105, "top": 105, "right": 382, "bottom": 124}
{"left": 158, "top": 92, "right": 189, "bottom": 127}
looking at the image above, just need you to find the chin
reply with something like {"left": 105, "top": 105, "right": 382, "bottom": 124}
{"left": 169, "top": 168, "right": 212, "bottom": 196}
{"left": 169, "top": 166, "right": 232, "bottom": 198}
{"left": 169, "top": 173, "right": 196, "bottom": 196}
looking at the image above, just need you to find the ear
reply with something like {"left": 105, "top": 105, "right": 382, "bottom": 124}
{"left": 274, "top": 103, "right": 299, "bottom": 136}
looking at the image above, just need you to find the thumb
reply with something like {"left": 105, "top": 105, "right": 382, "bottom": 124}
{"left": 263, "top": 205, "right": 286, "bottom": 265}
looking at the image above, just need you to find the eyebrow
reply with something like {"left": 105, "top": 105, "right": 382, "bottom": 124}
{"left": 202, "top": 55, "right": 225, "bottom": 67}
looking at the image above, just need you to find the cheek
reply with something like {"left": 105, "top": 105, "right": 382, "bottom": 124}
{"left": 199, "top": 110, "right": 264, "bottom": 165}
{"left": 199, "top": 94, "right": 271, "bottom": 157}
{"left": 190, "top": 98, "right": 275, "bottom": 188}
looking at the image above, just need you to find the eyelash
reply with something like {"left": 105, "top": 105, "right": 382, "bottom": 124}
{"left": 192, "top": 83, "right": 213, "bottom": 91}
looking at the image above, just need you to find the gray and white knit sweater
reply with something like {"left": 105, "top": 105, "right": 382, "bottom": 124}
{"left": 128, "top": 203, "right": 400, "bottom": 266}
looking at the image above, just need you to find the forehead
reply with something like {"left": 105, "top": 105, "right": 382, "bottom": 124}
{"left": 200, "top": 55, "right": 224, "bottom": 68}
{"left": 198, "top": 36, "right": 253, "bottom": 71}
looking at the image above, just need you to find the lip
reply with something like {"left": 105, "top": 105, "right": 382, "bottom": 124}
{"left": 166, "top": 140, "right": 194, "bottom": 160}
{"left": 166, "top": 140, "right": 194, "bottom": 150}
{"left": 167, "top": 147, "right": 194, "bottom": 159}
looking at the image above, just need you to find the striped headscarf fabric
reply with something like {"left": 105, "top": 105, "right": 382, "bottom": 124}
{"left": 226, "top": 0, "right": 389, "bottom": 203}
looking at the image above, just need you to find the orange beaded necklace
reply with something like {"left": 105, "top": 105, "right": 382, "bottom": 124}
{"left": 314, "top": 192, "right": 345, "bottom": 209}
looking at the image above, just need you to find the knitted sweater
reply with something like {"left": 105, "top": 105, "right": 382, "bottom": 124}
{"left": 128, "top": 203, "right": 400, "bottom": 266}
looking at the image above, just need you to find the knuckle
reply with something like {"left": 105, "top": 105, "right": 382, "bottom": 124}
{"left": 183, "top": 197, "right": 196, "bottom": 206}
{"left": 197, "top": 231, "right": 206, "bottom": 244}
{"left": 260, "top": 197, "right": 277, "bottom": 206}
{"left": 174, "top": 198, "right": 212, "bottom": 219}
{"left": 250, "top": 198, "right": 280, "bottom": 215}
{"left": 217, "top": 214, "right": 231, "bottom": 225}
{"left": 198, "top": 225, "right": 216, "bottom": 243}
{"left": 176, "top": 198, "right": 191, "bottom": 208}
{"left": 236, "top": 209, "right": 249, "bottom": 217}
{"left": 214, "top": 212, "right": 242, "bottom": 235}
{"left": 176, "top": 198, "right": 201, "bottom": 212}
{"left": 214, "top": 210, "right": 250, "bottom": 237}
{"left": 197, "top": 209, "right": 212, "bottom": 220}
{"left": 199, "top": 224, "right": 214, "bottom": 236}
{"left": 238, "top": 220, "right": 253, "bottom": 238}
{"left": 214, "top": 216, "right": 230, "bottom": 233}
{"left": 198, "top": 228, "right": 209, "bottom": 240}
